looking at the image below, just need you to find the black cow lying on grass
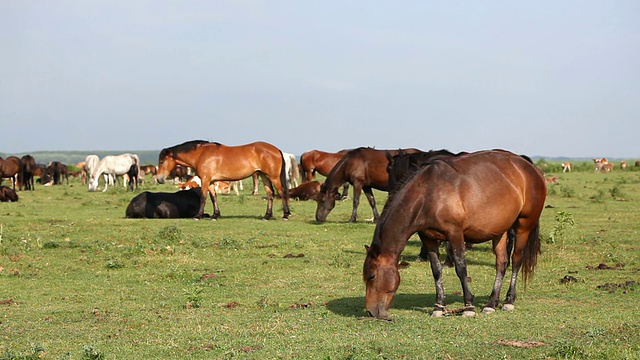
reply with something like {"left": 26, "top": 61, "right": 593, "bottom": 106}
{"left": 0, "top": 185, "right": 19, "bottom": 202}
{"left": 125, "top": 188, "right": 206, "bottom": 218}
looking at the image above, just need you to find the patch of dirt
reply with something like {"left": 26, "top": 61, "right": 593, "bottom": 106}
{"left": 239, "top": 345, "right": 262, "bottom": 353}
{"left": 597, "top": 280, "right": 637, "bottom": 293}
{"left": 283, "top": 253, "right": 305, "bottom": 258}
{"left": 225, "top": 301, "right": 240, "bottom": 309}
{"left": 290, "top": 301, "right": 313, "bottom": 309}
{"left": 398, "top": 261, "right": 410, "bottom": 269}
{"left": 0, "top": 299, "right": 15, "bottom": 306}
{"left": 494, "top": 339, "right": 545, "bottom": 348}
{"left": 586, "top": 262, "right": 624, "bottom": 270}
{"left": 200, "top": 273, "right": 217, "bottom": 280}
{"left": 560, "top": 275, "right": 578, "bottom": 284}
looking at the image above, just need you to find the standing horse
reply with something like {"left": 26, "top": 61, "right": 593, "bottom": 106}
{"left": 88, "top": 153, "right": 140, "bottom": 192}
{"left": 156, "top": 140, "right": 290, "bottom": 220}
{"left": 20, "top": 155, "right": 36, "bottom": 191}
{"left": 0, "top": 156, "right": 22, "bottom": 191}
{"left": 315, "top": 147, "right": 421, "bottom": 223}
{"left": 363, "top": 150, "right": 546, "bottom": 319}
{"left": 46, "top": 161, "right": 69, "bottom": 185}
{"left": 300, "top": 149, "right": 352, "bottom": 198}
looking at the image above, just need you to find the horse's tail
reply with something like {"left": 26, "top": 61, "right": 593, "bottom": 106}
{"left": 289, "top": 156, "right": 300, "bottom": 185}
{"left": 279, "top": 151, "right": 290, "bottom": 199}
{"left": 521, "top": 222, "right": 541, "bottom": 286}
{"left": 299, "top": 153, "right": 309, "bottom": 181}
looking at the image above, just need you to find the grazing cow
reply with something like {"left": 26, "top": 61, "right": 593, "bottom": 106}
{"left": 593, "top": 158, "right": 609, "bottom": 172}
{"left": 20, "top": 155, "right": 37, "bottom": 191}
{"left": 0, "top": 185, "right": 19, "bottom": 202}
{"left": 287, "top": 180, "right": 324, "bottom": 201}
{"left": 545, "top": 176, "right": 559, "bottom": 184}
{"left": 561, "top": 162, "right": 572, "bottom": 173}
{"left": 125, "top": 188, "right": 204, "bottom": 218}
{"left": 621, "top": 160, "right": 627, "bottom": 170}
{"left": 600, "top": 163, "right": 614, "bottom": 172}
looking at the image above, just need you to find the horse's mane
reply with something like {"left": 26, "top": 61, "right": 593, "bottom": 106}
{"left": 382, "top": 149, "right": 464, "bottom": 216}
{"left": 160, "top": 140, "right": 211, "bottom": 159}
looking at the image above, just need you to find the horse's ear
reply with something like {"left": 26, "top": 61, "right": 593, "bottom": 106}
{"left": 364, "top": 245, "right": 370, "bottom": 252}
{"left": 385, "top": 152, "right": 393, "bottom": 162}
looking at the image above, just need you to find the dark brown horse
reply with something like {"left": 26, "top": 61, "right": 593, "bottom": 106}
{"left": 20, "top": 155, "right": 37, "bottom": 191}
{"left": 363, "top": 150, "right": 546, "bottom": 319}
{"left": 300, "top": 149, "right": 352, "bottom": 198}
{"left": 315, "top": 147, "right": 421, "bottom": 223}
{"left": 46, "top": 161, "right": 69, "bottom": 185}
{"left": 156, "top": 140, "right": 290, "bottom": 220}
{"left": 0, "top": 185, "right": 19, "bottom": 202}
{"left": 0, "top": 156, "right": 22, "bottom": 191}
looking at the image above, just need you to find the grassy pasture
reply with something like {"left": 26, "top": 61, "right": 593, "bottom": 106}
{"left": 1, "top": 164, "right": 639, "bottom": 359}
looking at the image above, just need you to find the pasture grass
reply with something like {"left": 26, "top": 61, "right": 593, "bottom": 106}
{"left": 1, "top": 167, "right": 639, "bottom": 359}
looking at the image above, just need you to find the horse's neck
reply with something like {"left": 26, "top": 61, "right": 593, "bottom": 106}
{"left": 325, "top": 161, "right": 348, "bottom": 191}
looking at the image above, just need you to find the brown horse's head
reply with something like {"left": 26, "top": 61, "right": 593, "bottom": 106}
{"left": 156, "top": 148, "right": 177, "bottom": 184}
{"left": 363, "top": 245, "right": 400, "bottom": 319}
{"left": 315, "top": 183, "right": 341, "bottom": 222}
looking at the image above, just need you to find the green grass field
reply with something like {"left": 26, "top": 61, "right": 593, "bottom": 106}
{"left": 1, "top": 165, "right": 639, "bottom": 359}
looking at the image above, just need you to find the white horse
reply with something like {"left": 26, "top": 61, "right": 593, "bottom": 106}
{"left": 282, "top": 152, "right": 300, "bottom": 189}
{"left": 88, "top": 153, "right": 140, "bottom": 192}
{"left": 84, "top": 155, "right": 100, "bottom": 187}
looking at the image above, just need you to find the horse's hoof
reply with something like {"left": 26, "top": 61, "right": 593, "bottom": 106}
{"left": 482, "top": 307, "right": 496, "bottom": 314}
{"left": 282, "top": 217, "right": 289, "bottom": 221}
{"left": 502, "top": 304, "right": 515, "bottom": 311}
{"left": 192, "top": 217, "right": 200, "bottom": 221}
{"left": 462, "top": 310, "right": 476, "bottom": 317}
{"left": 210, "top": 217, "right": 217, "bottom": 221}
{"left": 431, "top": 310, "right": 444, "bottom": 318}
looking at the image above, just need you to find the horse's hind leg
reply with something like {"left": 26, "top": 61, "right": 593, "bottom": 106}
{"left": 483, "top": 232, "right": 510, "bottom": 314}
{"left": 260, "top": 173, "right": 274, "bottom": 220}
{"left": 362, "top": 186, "right": 380, "bottom": 223}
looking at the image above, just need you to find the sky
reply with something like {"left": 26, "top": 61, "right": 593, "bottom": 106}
{"left": 1, "top": 1, "right": 639, "bottom": 159}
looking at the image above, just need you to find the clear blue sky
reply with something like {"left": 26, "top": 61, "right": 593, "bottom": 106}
{"left": 1, "top": 1, "right": 638, "bottom": 158}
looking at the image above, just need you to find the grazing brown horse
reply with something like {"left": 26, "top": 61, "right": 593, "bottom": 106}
{"left": 363, "top": 150, "right": 546, "bottom": 319}
{"left": 0, "top": 156, "right": 22, "bottom": 191}
{"left": 315, "top": 147, "right": 421, "bottom": 223}
{"left": 300, "top": 149, "right": 352, "bottom": 198}
{"left": 156, "top": 140, "right": 290, "bottom": 220}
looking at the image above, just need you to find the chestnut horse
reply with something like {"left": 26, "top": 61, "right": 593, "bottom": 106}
{"left": 363, "top": 150, "right": 546, "bottom": 319}
{"left": 300, "top": 149, "right": 352, "bottom": 198}
{"left": 315, "top": 147, "right": 421, "bottom": 223}
{"left": 0, "top": 156, "right": 22, "bottom": 191}
{"left": 156, "top": 140, "right": 290, "bottom": 220}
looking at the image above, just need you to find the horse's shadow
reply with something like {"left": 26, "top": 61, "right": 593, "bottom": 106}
{"left": 326, "top": 293, "right": 491, "bottom": 318}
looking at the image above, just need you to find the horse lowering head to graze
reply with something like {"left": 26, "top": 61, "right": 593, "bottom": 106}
{"left": 156, "top": 140, "right": 290, "bottom": 220}
{"left": 315, "top": 147, "right": 421, "bottom": 223}
{"left": 561, "top": 162, "right": 572, "bottom": 173}
{"left": 363, "top": 150, "right": 546, "bottom": 319}
{"left": 88, "top": 153, "right": 140, "bottom": 192}
{"left": 300, "top": 149, "right": 352, "bottom": 198}
{"left": 46, "top": 161, "right": 69, "bottom": 185}
{"left": 20, "top": 155, "right": 37, "bottom": 191}
{"left": 126, "top": 188, "right": 204, "bottom": 218}
{"left": 0, "top": 185, "right": 19, "bottom": 202}
{"left": 0, "top": 156, "right": 22, "bottom": 191}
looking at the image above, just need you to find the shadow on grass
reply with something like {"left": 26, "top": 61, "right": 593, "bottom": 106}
{"left": 326, "top": 293, "right": 492, "bottom": 318}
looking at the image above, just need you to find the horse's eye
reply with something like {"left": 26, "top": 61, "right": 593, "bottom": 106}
{"left": 368, "top": 274, "right": 375, "bottom": 281}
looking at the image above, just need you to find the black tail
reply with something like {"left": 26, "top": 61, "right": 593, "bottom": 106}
{"left": 521, "top": 223, "right": 541, "bottom": 286}
{"left": 279, "top": 151, "right": 290, "bottom": 217}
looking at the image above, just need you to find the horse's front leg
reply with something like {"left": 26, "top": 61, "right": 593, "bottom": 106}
{"left": 340, "top": 183, "right": 349, "bottom": 199}
{"left": 418, "top": 232, "right": 446, "bottom": 317}
{"left": 102, "top": 174, "right": 109, "bottom": 192}
{"left": 362, "top": 186, "right": 379, "bottom": 222}
{"left": 449, "top": 231, "right": 475, "bottom": 316}
{"left": 348, "top": 184, "right": 361, "bottom": 222}
{"left": 483, "top": 232, "right": 509, "bottom": 314}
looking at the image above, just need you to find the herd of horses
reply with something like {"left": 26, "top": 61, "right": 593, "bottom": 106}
{"left": 2, "top": 140, "right": 555, "bottom": 319}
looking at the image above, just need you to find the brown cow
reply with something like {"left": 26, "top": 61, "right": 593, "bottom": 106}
{"left": 600, "top": 163, "right": 614, "bottom": 172}
{"left": 621, "top": 160, "right": 627, "bottom": 170}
